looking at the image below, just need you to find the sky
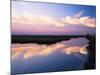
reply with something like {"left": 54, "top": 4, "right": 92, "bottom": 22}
{"left": 12, "top": 1, "right": 96, "bottom": 35}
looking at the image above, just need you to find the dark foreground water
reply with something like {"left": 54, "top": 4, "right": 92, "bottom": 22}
{"left": 11, "top": 37, "right": 90, "bottom": 75}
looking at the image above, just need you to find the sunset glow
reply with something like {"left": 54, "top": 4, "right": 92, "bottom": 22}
{"left": 12, "top": 1, "right": 96, "bottom": 35}
{"left": 11, "top": 1, "right": 96, "bottom": 74}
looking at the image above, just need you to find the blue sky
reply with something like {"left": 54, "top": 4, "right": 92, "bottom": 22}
{"left": 12, "top": 1, "right": 96, "bottom": 35}
{"left": 12, "top": 1, "right": 96, "bottom": 18}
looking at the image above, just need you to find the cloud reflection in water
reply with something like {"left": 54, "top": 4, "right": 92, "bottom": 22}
{"left": 12, "top": 37, "right": 89, "bottom": 59}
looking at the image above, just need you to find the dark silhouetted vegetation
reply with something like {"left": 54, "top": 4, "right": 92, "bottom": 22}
{"left": 12, "top": 35, "right": 86, "bottom": 44}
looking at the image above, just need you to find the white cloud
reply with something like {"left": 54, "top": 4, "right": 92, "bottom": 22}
{"left": 12, "top": 11, "right": 96, "bottom": 28}
{"left": 74, "top": 10, "right": 84, "bottom": 18}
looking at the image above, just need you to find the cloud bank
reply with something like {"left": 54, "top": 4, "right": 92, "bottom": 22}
{"left": 12, "top": 11, "right": 96, "bottom": 28}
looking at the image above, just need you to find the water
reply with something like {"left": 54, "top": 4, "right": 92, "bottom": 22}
{"left": 11, "top": 37, "right": 89, "bottom": 75}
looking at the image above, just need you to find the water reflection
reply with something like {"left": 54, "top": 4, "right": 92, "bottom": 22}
{"left": 12, "top": 37, "right": 89, "bottom": 59}
{"left": 11, "top": 37, "right": 89, "bottom": 74}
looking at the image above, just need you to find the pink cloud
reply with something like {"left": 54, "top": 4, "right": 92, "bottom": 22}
{"left": 12, "top": 11, "right": 96, "bottom": 28}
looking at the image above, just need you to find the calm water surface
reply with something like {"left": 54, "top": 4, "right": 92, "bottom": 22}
{"left": 11, "top": 37, "right": 89, "bottom": 75}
